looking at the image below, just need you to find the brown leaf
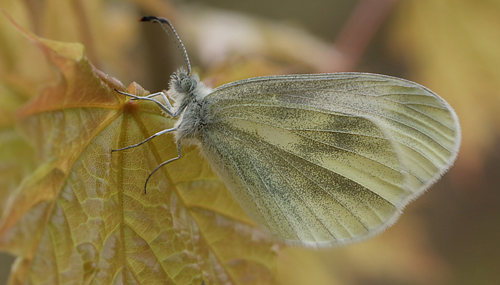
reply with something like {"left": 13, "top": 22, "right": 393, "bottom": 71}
{"left": 0, "top": 18, "right": 283, "bottom": 285}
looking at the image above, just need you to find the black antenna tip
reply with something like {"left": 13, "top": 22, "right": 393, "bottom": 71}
{"left": 139, "top": 16, "right": 157, "bottom": 22}
{"left": 139, "top": 16, "right": 171, "bottom": 25}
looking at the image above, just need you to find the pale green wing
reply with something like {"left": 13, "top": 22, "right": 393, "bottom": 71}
{"left": 198, "top": 73, "right": 460, "bottom": 246}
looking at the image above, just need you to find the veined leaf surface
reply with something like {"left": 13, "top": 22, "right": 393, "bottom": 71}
{"left": 0, "top": 23, "right": 282, "bottom": 285}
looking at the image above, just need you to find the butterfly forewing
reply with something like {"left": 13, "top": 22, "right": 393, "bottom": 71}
{"left": 196, "top": 73, "right": 460, "bottom": 246}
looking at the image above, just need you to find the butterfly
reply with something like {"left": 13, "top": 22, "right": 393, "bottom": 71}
{"left": 113, "top": 16, "right": 461, "bottom": 247}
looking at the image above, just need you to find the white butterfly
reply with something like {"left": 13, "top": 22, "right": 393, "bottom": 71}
{"left": 113, "top": 16, "right": 461, "bottom": 247}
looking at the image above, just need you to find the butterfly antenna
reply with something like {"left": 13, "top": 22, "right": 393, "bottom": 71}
{"left": 139, "top": 16, "right": 192, "bottom": 75}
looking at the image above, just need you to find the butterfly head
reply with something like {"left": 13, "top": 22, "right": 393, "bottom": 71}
{"left": 168, "top": 67, "right": 211, "bottom": 103}
{"left": 170, "top": 67, "right": 197, "bottom": 93}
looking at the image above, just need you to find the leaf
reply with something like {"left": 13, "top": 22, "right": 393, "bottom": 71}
{"left": 0, "top": 4, "right": 56, "bottom": 216}
{"left": 0, "top": 83, "right": 36, "bottom": 216}
{"left": 0, "top": 19, "right": 284, "bottom": 284}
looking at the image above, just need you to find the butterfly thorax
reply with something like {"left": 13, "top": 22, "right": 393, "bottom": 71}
{"left": 169, "top": 68, "right": 212, "bottom": 144}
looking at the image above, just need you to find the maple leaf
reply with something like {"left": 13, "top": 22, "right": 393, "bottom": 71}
{"left": 0, "top": 18, "right": 283, "bottom": 285}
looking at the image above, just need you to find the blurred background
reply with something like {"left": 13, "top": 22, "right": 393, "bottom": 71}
{"left": 0, "top": 0, "right": 499, "bottom": 284}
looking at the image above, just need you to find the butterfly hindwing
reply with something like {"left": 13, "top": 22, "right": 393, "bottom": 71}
{"left": 195, "top": 73, "right": 460, "bottom": 246}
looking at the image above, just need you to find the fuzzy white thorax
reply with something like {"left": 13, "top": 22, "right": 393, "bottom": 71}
{"left": 165, "top": 68, "right": 214, "bottom": 145}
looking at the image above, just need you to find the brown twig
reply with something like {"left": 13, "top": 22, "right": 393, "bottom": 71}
{"left": 329, "top": 0, "right": 399, "bottom": 72}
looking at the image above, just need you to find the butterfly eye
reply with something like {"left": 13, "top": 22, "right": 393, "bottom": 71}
{"left": 180, "top": 77, "right": 195, "bottom": 92}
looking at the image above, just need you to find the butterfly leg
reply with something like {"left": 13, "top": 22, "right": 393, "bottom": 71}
{"left": 143, "top": 142, "right": 182, "bottom": 193}
{"left": 142, "top": 91, "right": 173, "bottom": 110}
{"left": 114, "top": 89, "right": 177, "bottom": 117}
{"left": 112, "top": 127, "right": 177, "bottom": 152}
